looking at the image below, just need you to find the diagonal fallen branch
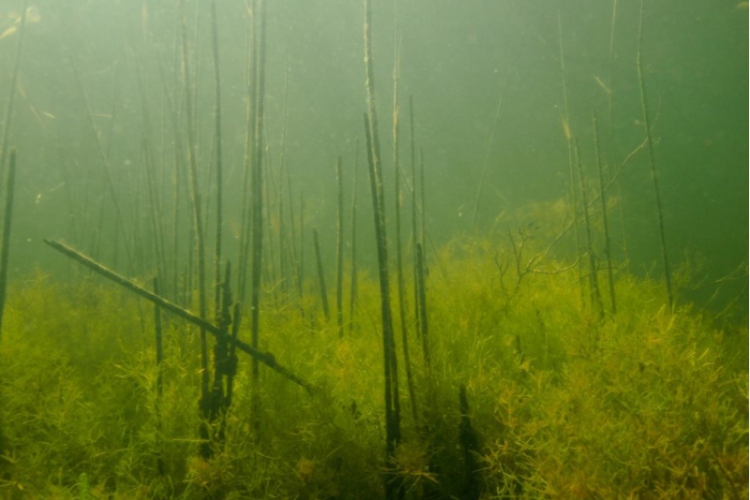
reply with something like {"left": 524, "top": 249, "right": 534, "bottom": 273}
{"left": 44, "top": 238, "right": 313, "bottom": 394}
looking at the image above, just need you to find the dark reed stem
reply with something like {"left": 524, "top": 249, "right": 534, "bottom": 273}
{"left": 262, "top": 153, "right": 278, "bottom": 299}
{"left": 210, "top": 0, "right": 225, "bottom": 318}
{"left": 268, "top": 168, "right": 284, "bottom": 299}
{"left": 0, "top": 148, "right": 17, "bottom": 340}
{"left": 415, "top": 242, "right": 430, "bottom": 367}
{"left": 91, "top": 68, "right": 118, "bottom": 265}
{"left": 335, "top": 157, "right": 345, "bottom": 336}
{"left": 278, "top": 56, "right": 291, "bottom": 298}
{"left": 470, "top": 75, "right": 508, "bottom": 233}
{"left": 68, "top": 48, "right": 133, "bottom": 272}
{"left": 391, "top": 35, "right": 418, "bottom": 425}
{"left": 606, "top": 0, "right": 631, "bottom": 271}
{"left": 637, "top": 0, "right": 673, "bottom": 308}
{"left": 348, "top": 144, "right": 359, "bottom": 333}
{"left": 592, "top": 112, "right": 617, "bottom": 314}
{"left": 299, "top": 192, "right": 306, "bottom": 300}
{"left": 364, "top": 112, "right": 402, "bottom": 499}
{"left": 0, "top": 0, "right": 28, "bottom": 180}
{"left": 190, "top": 2, "right": 203, "bottom": 171}
{"left": 153, "top": 277, "right": 164, "bottom": 401}
{"left": 312, "top": 227, "right": 330, "bottom": 322}
{"left": 364, "top": 2, "right": 402, "bottom": 493}
{"left": 179, "top": 0, "right": 210, "bottom": 438}
{"left": 574, "top": 139, "right": 604, "bottom": 319}
{"left": 557, "top": 10, "right": 585, "bottom": 308}
{"left": 409, "top": 96, "right": 421, "bottom": 341}
{"left": 225, "top": 302, "right": 241, "bottom": 407}
{"left": 250, "top": 0, "right": 268, "bottom": 385}
{"left": 458, "top": 385, "right": 480, "bottom": 500}
{"left": 419, "top": 147, "right": 427, "bottom": 261}
{"left": 209, "top": 262, "right": 233, "bottom": 454}
{"left": 157, "top": 57, "right": 186, "bottom": 303}
{"left": 238, "top": 5, "right": 257, "bottom": 303}
{"left": 287, "top": 174, "right": 301, "bottom": 299}
{"left": 152, "top": 277, "right": 165, "bottom": 476}
{"left": 43, "top": 239, "right": 314, "bottom": 393}
{"left": 134, "top": 61, "right": 167, "bottom": 287}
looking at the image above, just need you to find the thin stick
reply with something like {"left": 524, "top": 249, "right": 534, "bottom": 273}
{"left": 348, "top": 143, "right": 359, "bottom": 332}
{"left": 299, "top": 192, "right": 305, "bottom": 300}
{"left": 179, "top": 0, "right": 210, "bottom": 434}
{"left": 43, "top": 239, "right": 313, "bottom": 393}
{"left": 364, "top": 1, "right": 402, "bottom": 490}
{"left": 209, "top": 0, "right": 225, "bottom": 317}
{"left": 471, "top": 74, "right": 508, "bottom": 232}
{"left": 225, "top": 302, "right": 241, "bottom": 406}
{"left": 606, "top": 0, "right": 631, "bottom": 270}
{"left": 68, "top": 48, "right": 133, "bottom": 272}
{"left": 134, "top": 61, "right": 166, "bottom": 287}
{"left": 0, "top": 0, "right": 29, "bottom": 179}
{"left": 0, "top": 148, "right": 17, "bottom": 340}
{"left": 335, "top": 158, "right": 345, "bottom": 336}
{"left": 313, "top": 227, "right": 330, "bottom": 322}
{"left": 250, "top": 0, "right": 268, "bottom": 384}
{"left": 152, "top": 277, "right": 165, "bottom": 475}
{"left": 409, "top": 96, "right": 421, "bottom": 341}
{"left": 237, "top": 4, "right": 257, "bottom": 303}
{"left": 574, "top": 139, "right": 604, "bottom": 319}
{"left": 592, "top": 113, "right": 617, "bottom": 314}
{"left": 637, "top": 0, "right": 673, "bottom": 308}
{"left": 415, "top": 242, "right": 429, "bottom": 367}
{"left": 278, "top": 55, "right": 291, "bottom": 298}
{"left": 557, "top": 10, "right": 585, "bottom": 307}
{"left": 391, "top": 31, "right": 418, "bottom": 425}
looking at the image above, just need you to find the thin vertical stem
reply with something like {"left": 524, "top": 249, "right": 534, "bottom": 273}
{"left": 593, "top": 112, "right": 616, "bottom": 314}
{"left": 210, "top": 0, "right": 225, "bottom": 317}
{"left": 557, "top": 10, "right": 585, "bottom": 307}
{"left": 392, "top": 29, "right": 418, "bottom": 425}
{"left": 0, "top": 148, "right": 17, "bottom": 340}
{"left": 574, "top": 140, "right": 604, "bottom": 318}
{"left": 250, "top": 0, "right": 268, "bottom": 385}
{"left": 152, "top": 277, "right": 165, "bottom": 475}
{"left": 637, "top": 0, "right": 673, "bottom": 308}
{"left": 179, "top": 0, "right": 210, "bottom": 455}
{"left": 415, "top": 242, "right": 429, "bottom": 368}
{"left": 348, "top": 144, "right": 359, "bottom": 332}
{"left": 471, "top": 75, "right": 508, "bottom": 233}
{"left": 0, "top": 0, "right": 28, "bottom": 180}
{"left": 313, "top": 227, "right": 330, "bottom": 322}
{"left": 238, "top": 4, "right": 257, "bottom": 303}
{"left": 364, "top": 2, "right": 402, "bottom": 491}
{"left": 335, "top": 158, "right": 345, "bottom": 336}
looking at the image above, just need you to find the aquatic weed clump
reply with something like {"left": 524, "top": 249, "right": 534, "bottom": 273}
{"left": 0, "top": 234, "right": 746, "bottom": 498}
{"left": 424, "top": 236, "right": 748, "bottom": 499}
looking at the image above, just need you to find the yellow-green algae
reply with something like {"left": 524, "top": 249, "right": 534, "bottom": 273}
{"left": 0, "top": 233, "right": 746, "bottom": 499}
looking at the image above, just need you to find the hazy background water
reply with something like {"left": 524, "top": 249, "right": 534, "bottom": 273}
{"left": 0, "top": 0, "right": 746, "bottom": 316}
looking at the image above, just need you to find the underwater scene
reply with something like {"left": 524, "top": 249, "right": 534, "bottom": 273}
{"left": 0, "top": 0, "right": 747, "bottom": 498}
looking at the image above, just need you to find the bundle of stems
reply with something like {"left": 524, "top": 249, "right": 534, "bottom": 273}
{"left": 637, "top": 0, "right": 673, "bottom": 308}
{"left": 363, "top": 0, "right": 402, "bottom": 492}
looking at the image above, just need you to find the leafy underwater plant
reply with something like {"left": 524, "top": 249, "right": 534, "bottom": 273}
{"left": 0, "top": 226, "right": 745, "bottom": 499}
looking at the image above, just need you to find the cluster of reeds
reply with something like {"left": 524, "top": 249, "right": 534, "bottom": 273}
{"left": 0, "top": 0, "right": 742, "bottom": 498}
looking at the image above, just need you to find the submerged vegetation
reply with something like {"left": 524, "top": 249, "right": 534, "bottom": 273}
{"left": 0, "top": 0, "right": 746, "bottom": 498}
{"left": 0, "top": 236, "right": 747, "bottom": 498}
